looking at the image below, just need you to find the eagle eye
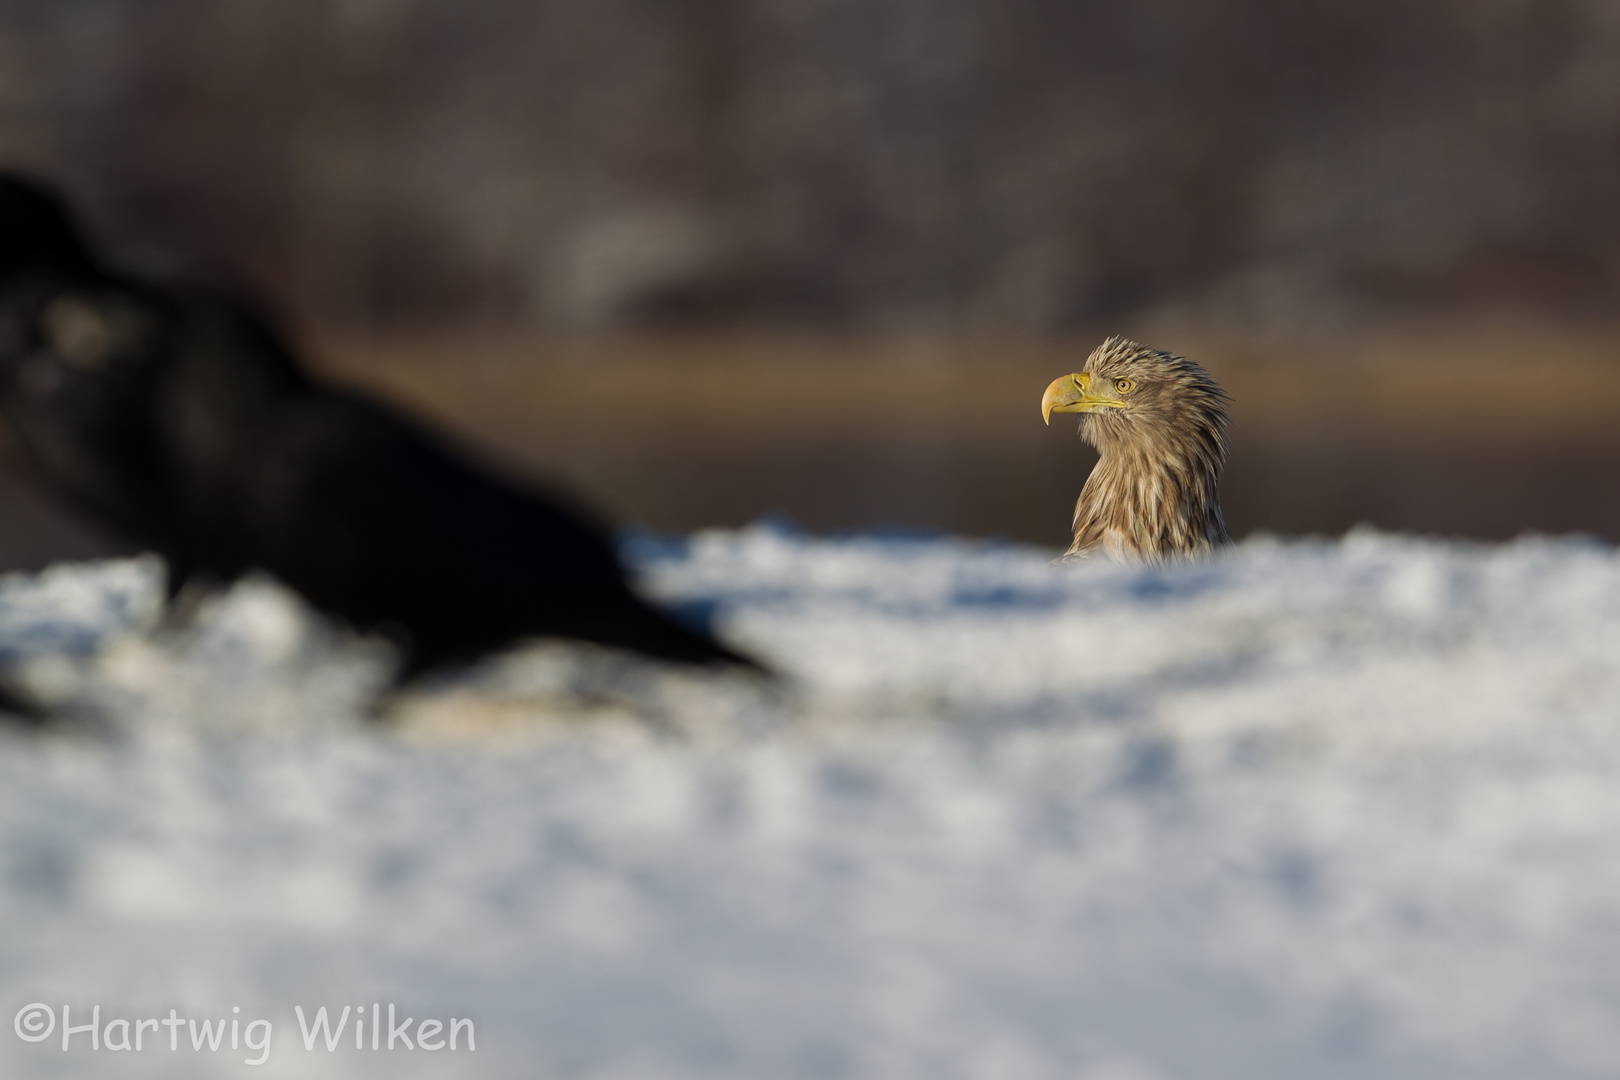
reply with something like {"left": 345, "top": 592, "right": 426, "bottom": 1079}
{"left": 1114, "top": 378, "right": 1134, "bottom": 394}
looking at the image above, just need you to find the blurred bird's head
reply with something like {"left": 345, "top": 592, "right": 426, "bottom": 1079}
{"left": 0, "top": 173, "right": 95, "bottom": 285}
{"left": 1042, "top": 336, "right": 1229, "bottom": 463}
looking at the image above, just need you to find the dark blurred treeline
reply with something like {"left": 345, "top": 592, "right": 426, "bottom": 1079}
{"left": 4, "top": 0, "right": 1620, "bottom": 335}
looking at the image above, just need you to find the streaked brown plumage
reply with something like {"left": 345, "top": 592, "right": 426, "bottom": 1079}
{"left": 1041, "top": 336, "right": 1230, "bottom": 563}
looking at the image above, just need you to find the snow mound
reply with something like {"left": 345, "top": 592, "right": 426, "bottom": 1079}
{"left": 2, "top": 525, "right": 1619, "bottom": 1079}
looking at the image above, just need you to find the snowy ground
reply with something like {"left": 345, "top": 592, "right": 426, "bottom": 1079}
{"left": 2, "top": 524, "right": 1620, "bottom": 1078}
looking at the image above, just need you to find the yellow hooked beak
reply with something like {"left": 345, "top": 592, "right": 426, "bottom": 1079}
{"left": 1041, "top": 372, "right": 1125, "bottom": 424}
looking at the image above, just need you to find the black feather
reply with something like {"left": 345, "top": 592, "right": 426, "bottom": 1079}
{"left": 0, "top": 174, "right": 762, "bottom": 684}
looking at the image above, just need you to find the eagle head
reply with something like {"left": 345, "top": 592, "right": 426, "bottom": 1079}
{"left": 1041, "top": 337, "right": 1231, "bottom": 562}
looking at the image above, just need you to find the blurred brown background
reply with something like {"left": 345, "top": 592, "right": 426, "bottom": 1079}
{"left": 2, "top": 0, "right": 1619, "bottom": 566}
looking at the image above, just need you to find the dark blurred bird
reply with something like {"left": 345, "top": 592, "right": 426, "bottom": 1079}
{"left": 0, "top": 174, "right": 759, "bottom": 680}
{"left": 1041, "top": 336, "right": 1231, "bottom": 563}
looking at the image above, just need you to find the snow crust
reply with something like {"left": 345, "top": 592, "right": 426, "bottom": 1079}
{"left": 2, "top": 525, "right": 1620, "bottom": 1078}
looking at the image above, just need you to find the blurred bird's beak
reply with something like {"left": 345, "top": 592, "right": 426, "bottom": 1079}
{"left": 1041, "top": 372, "right": 1122, "bottom": 424}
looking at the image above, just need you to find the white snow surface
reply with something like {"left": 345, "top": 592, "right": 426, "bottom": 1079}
{"left": 3, "top": 525, "right": 1620, "bottom": 1078}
